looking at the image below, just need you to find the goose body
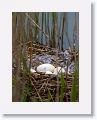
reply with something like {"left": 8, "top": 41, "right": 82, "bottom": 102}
{"left": 45, "top": 71, "right": 53, "bottom": 74}
{"left": 37, "top": 64, "right": 55, "bottom": 73}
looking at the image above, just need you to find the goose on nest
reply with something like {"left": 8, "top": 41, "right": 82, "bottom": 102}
{"left": 36, "top": 63, "right": 55, "bottom": 73}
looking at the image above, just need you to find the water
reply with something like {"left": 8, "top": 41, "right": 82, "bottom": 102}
{"left": 24, "top": 12, "right": 79, "bottom": 50}
{"left": 38, "top": 12, "right": 79, "bottom": 50}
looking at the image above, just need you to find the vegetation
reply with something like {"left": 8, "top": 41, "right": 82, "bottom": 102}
{"left": 12, "top": 12, "right": 79, "bottom": 102}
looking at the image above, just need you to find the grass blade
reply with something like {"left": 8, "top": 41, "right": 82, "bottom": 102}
{"left": 70, "top": 62, "right": 79, "bottom": 102}
{"left": 47, "top": 88, "right": 53, "bottom": 102}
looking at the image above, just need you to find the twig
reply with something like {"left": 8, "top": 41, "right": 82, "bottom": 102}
{"left": 29, "top": 78, "right": 42, "bottom": 102}
{"left": 38, "top": 82, "right": 46, "bottom": 93}
{"left": 25, "top": 13, "right": 49, "bottom": 39}
{"left": 54, "top": 14, "right": 59, "bottom": 102}
{"left": 47, "top": 87, "right": 54, "bottom": 102}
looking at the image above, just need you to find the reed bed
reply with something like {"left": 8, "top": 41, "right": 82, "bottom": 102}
{"left": 12, "top": 12, "right": 79, "bottom": 102}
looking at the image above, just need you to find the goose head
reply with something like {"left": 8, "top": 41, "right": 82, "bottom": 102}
{"left": 53, "top": 67, "right": 65, "bottom": 75}
{"left": 30, "top": 68, "right": 36, "bottom": 73}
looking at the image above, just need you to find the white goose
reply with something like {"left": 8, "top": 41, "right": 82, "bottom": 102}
{"left": 33, "top": 64, "right": 66, "bottom": 76}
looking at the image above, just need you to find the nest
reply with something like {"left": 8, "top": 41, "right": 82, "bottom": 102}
{"left": 22, "top": 71, "right": 75, "bottom": 102}
{"left": 13, "top": 43, "right": 79, "bottom": 102}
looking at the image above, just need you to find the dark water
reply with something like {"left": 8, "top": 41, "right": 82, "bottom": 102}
{"left": 25, "top": 12, "right": 79, "bottom": 50}
{"left": 38, "top": 12, "right": 79, "bottom": 49}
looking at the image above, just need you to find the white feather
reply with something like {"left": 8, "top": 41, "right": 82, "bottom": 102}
{"left": 53, "top": 67, "right": 65, "bottom": 75}
{"left": 45, "top": 71, "right": 53, "bottom": 74}
{"left": 30, "top": 68, "right": 36, "bottom": 73}
{"left": 37, "top": 64, "right": 55, "bottom": 72}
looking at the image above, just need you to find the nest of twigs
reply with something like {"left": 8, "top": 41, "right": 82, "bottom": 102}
{"left": 22, "top": 72, "right": 74, "bottom": 102}
{"left": 13, "top": 43, "right": 79, "bottom": 102}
